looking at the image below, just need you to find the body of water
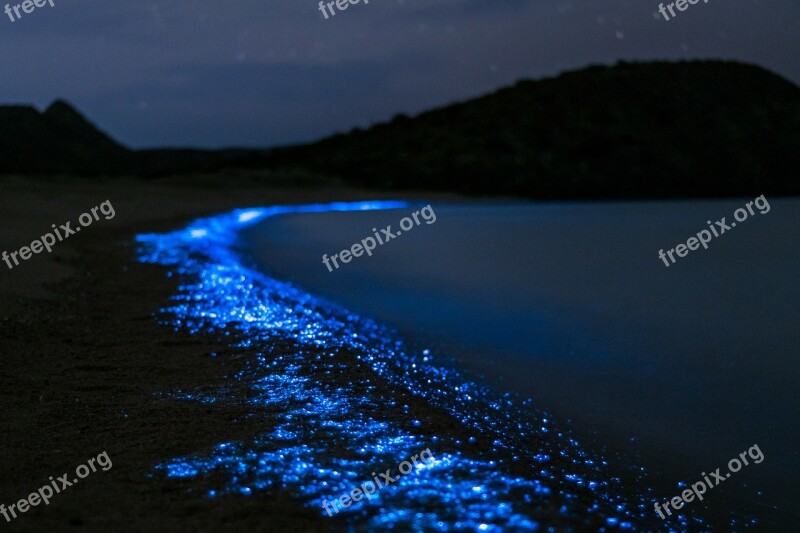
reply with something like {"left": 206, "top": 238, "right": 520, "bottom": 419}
{"left": 136, "top": 199, "right": 798, "bottom": 530}
{"left": 242, "top": 199, "right": 800, "bottom": 525}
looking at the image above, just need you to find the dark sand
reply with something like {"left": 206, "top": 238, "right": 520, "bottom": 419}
{"left": 0, "top": 177, "right": 790, "bottom": 531}
{"left": 0, "top": 176, "right": 463, "bottom": 532}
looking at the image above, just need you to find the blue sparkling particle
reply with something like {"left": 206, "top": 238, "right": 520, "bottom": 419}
{"left": 136, "top": 201, "right": 708, "bottom": 531}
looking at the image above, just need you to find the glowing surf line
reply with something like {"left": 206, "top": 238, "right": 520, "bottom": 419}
{"left": 135, "top": 200, "right": 706, "bottom": 531}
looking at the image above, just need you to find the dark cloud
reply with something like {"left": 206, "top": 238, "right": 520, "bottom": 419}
{"left": 0, "top": 0, "right": 797, "bottom": 147}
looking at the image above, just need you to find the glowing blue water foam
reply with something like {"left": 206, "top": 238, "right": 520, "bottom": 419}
{"left": 135, "top": 201, "right": 708, "bottom": 531}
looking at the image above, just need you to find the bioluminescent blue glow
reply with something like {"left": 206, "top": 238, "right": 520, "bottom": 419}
{"left": 135, "top": 200, "right": 714, "bottom": 530}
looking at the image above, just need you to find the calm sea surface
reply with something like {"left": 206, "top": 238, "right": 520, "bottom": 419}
{"left": 242, "top": 199, "right": 800, "bottom": 521}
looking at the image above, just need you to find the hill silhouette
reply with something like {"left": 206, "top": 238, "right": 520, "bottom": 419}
{"left": 261, "top": 60, "right": 800, "bottom": 198}
{"left": 1, "top": 60, "right": 798, "bottom": 198}
{"left": 0, "top": 100, "right": 133, "bottom": 175}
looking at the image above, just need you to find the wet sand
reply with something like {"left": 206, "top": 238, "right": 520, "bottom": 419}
{"left": 0, "top": 176, "right": 453, "bottom": 531}
{"left": 0, "top": 177, "right": 791, "bottom": 530}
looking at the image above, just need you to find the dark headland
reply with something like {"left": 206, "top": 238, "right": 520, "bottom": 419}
{"left": 1, "top": 60, "right": 799, "bottom": 199}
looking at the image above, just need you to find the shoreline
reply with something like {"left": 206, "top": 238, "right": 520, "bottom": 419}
{"left": 0, "top": 178, "right": 456, "bottom": 531}
{"left": 237, "top": 199, "right": 798, "bottom": 530}
{"left": 0, "top": 177, "right": 781, "bottom": 530}
{"left": 131, "top": 201, "right": 683, "bottom": 530}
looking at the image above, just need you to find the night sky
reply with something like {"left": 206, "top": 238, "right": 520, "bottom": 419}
{"left": 1, "top": 0, "right": 797, "bottom": 148}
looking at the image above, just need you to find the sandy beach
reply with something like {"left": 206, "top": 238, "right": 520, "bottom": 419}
{"left": 0, "top": 177, "right": 664, "bottom": 531}
{"left": 1, "top": 176, "right": 794, "bottom": 531}
{"left": 0, "top": 176, "right": 455, "bottom": 531}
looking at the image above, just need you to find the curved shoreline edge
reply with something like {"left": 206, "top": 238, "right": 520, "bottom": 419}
{"left": 135, "top": 201, "right": 698, "bottom": 531}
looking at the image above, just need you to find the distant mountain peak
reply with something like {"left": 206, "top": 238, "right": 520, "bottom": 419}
{"left": 43, "top": 98, "right": 95, "bottom": 124}
{"left": 45, "top": 98, "right": 78, "bottom": 114}
{"left": 0, "top": 98, "right": 131, "bottom": 175}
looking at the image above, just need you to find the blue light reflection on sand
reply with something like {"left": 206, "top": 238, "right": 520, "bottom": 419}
{"left": 136, "top": 201, "right": 701, "bottom": 531}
